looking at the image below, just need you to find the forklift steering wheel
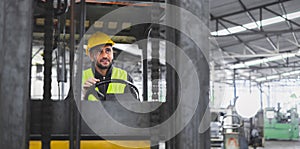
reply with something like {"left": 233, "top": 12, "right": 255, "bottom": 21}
{"left": 84, "top": 79, "right": 140, "bottom": 101}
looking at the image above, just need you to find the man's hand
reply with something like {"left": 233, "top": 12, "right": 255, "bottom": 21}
{"left": 83, "top": 78, "right": 100, "bottom": 89}
{"left": 82, "top": 78, "right": 100, "bottom": 99}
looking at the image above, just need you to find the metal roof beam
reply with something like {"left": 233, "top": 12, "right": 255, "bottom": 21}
{"left": 223, "top": 46, "right": 300, "bottom": 58}
{"left": 283, "top": 37, "right": 300, "bottom": 47}
{"left": 223, "top": 53, "right": 288, "bottom": 58}
{"left": 264, "top": 63, "right": 280, "bottom": 74}
{"left": 214, "top": 18, "right": 262, "bottom": 54}
{"left": 219, "top": 18, "right": 259, "bottom": 33}
{"left": 251, "top": 44, "right": 275, "bottom": 54}
{"left": 278, "top": 2, "right": 300, "bottom": 45}
{"left": 218, "top": 19, "right": 257, "bottom": 55}
{"left": 266, "top": 37, "right": 278, "bottom": 51}
{"left": 211, "top": 0, "right": 291, "bottom": 20}
{"left": 219, "top": 31, "right": 300, "bottom": 48}
{"left": 231, "top": 65, "right": 300, "bottom": 70}
{"left": 238, "top": 0, "right": 260, "bottom": 28}
{"left": 255, "top": 69, "right": 300, "bottom": 82}
{"left": 210, "top": 36, "right": 240, "bottom": 61}
{"left": 264, "top": 7, "right": 300, "bottom": 28}
{"left": 212, "top": 28, "right": 300, "bottom": 37}
{"left": 219, "top": 47, "right": 240, "bottom": 61}
{"left": 218, "top": 11, "right": 279, "bottom": 52}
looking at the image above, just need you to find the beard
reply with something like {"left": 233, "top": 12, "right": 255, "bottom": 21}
{"left": 96, "top": 59, "right": 112, "bottom": 69}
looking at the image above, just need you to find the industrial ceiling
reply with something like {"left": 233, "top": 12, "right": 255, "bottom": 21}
{"left": 210, "top": 0, "right": 300, "bottom": 84}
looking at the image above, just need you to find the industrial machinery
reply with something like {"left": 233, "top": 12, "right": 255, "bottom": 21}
{"left": 264, "top": 104, "right": 299, "bottom": 140}
{"left": 210, "top": 104, "right": 250, "bottom": 149}
{"left": 221, "top": 114, "right": 244, "bottom": 149}
{"left": 243, "top": 110, "right": 264, "bottom": 149}
{"left": 210, "top": 111, "right": 224, "bottom": 147}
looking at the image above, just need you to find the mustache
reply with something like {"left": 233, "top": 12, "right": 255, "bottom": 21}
{"left": 100, "top": 58, "right": 110, "bottom": 62}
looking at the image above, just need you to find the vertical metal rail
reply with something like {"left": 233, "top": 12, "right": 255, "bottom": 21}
{"left": 259, "top": 83, "right": 263, "bottom": 110}
{"left": 259, "top": 8, "right": 263, "bottom": 31}
{"left": 233, "top": 69, "right": 237, "bottom": 105}
{"left": 69, "top": 0, "right": 75, "bottom": 148}
{"left": 150, "top": 1, "right": 161, "bottom": 148}
{"left": 165, "top": 1, "right": 179, "bottom": 148}
{"left": 55, "top": 11, "right": 61, "bottom": 100}
{"left": 55, "top": 8, "right": 67, "bottom": 101}
{"left": 61, "top": 5, "right": 68, "bottom": 101}
{"left": 267, "top": 85, "right": 270, "bottom": 107}
{"left": 42, "top": 0, "right": 54, "bottom": 149}
{"left": 142, "top": 36, "right": 148, "bottom": 101}
{"left": 43, "top": 1, "right": 54, "bottom": 100}
{"left": 75, "top": 0, "right": 86, "bottom": 149}
{"left": 43, "top": 0, "right": 54, "bottom": 102}
{"left": 150, "top": 1, "right": 160, "bottom": 102}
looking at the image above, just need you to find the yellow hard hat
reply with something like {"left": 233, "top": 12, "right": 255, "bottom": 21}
{"left": 86, "top": 32, "right": 115, "bottom": 55}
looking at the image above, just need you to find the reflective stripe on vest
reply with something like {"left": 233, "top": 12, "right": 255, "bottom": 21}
{"left": 107, "top": 67, "right": 127, "bottom": 94}
{"left": 82, "top": 67, "right": 127, "bottom": 101}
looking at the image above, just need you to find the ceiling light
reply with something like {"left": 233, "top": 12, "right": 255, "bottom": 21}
{"left": 256, "top": 75, "right": 280, "bottom": 82}
{"left": 256, "top": 70, "right": 300, "bottom": 82}
{"left": 281, "top": 70, "right": 300, "bottom": 76}
{"left": 256, "top": 77, "right": 267, "bottom": 82}
{"left": 211, "top": 10, "right": 300, "bottom": 36}
{"left": 285, "top": 11, "right": 300, "bottom": 20}
{"left": 229, "top": 52, "right": 300, "bottom": 69}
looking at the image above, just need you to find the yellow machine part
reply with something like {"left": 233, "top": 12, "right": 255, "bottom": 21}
{"left": 30, "top": 140, "right": 150, "bottom": 149}
{"left": 29, "top": 141, "right": 42, "bottom": 149}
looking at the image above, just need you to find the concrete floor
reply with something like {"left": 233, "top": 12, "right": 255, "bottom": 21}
{"left": 252, "top": 140, "right": 300, "bottom": 149}
{"left": 212, "top": 140, "right": 300, "bottom": 149}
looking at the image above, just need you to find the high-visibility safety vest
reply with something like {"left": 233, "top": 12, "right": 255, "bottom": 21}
{"left": 82, "top": 67, "right": 128, "bottom": 101}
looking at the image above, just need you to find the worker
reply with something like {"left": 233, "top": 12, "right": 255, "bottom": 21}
{"left": 82, "top": 32, "right": 133, "bottom": 101}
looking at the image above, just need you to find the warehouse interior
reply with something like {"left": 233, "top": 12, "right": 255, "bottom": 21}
{"left": 1, "top": 0, "right": 300, "bottom": 149}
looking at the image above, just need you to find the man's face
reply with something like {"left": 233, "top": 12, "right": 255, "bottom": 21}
{"left": 90, "top": 44, "right": 114, "bottom": 69}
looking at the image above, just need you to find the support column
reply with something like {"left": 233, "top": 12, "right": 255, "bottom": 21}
{"left": 165, "top": 0, "right": 210, "bottom": 148}
{"left": 0, "top": 0, "right": 32, "bottom": 148}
